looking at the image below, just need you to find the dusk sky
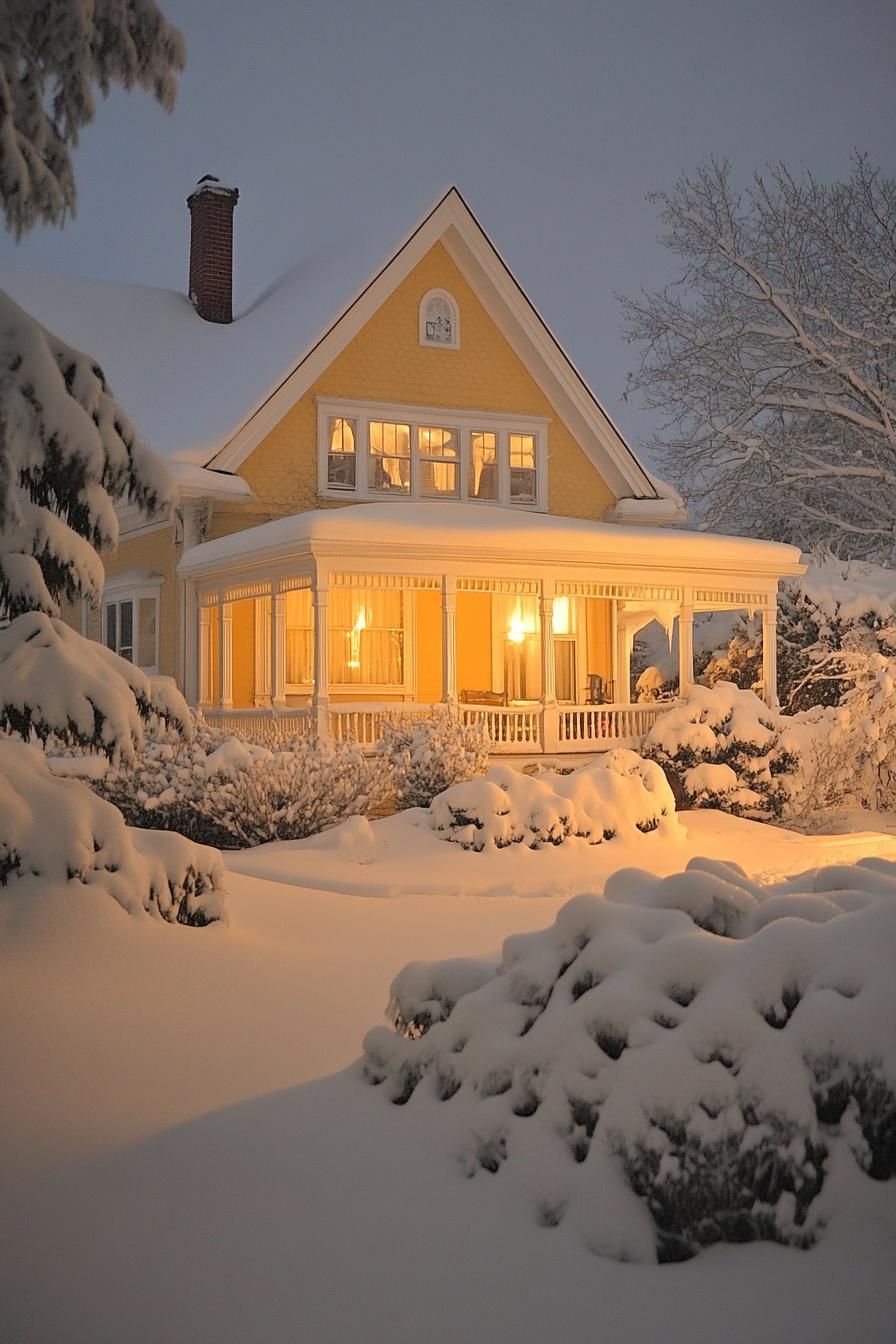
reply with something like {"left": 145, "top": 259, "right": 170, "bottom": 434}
{"left": 2, "top": 0, "right": 894, "bottom": 450}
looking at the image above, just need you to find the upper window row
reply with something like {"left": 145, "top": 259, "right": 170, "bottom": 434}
{"left": 318, "top": 402, "right": 547, "bottom": 508}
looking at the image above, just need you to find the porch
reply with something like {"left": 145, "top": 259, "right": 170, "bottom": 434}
{"left": 177, "top": 502, "right": 799, "bottom": 756}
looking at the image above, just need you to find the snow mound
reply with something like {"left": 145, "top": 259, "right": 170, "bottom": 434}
{"left": 0, "top": 739, "right": 225, "bottom": 925}
{"left": 362, "top": 856, "right": 896, "bottom": 1263}
{"left": 430, "top": 750, "right": 681, "bottom": 851}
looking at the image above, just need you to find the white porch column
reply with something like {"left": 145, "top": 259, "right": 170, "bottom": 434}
{"left": 312, "top": 574, "right": 330, "bottom": 740}
{"left": 198, "top": 605, "right": 211, "bottom": 706}
{"left": 254, "top": 596, "right": 272, "bottom": 707}
{"left": 441, "top": 575, "right": 458, "bottom": 706}
{"left": 218, "top": 601, "right": 233, "bottom": 709}
{"left": 540, "top": 580, "right": 558, "bottom": 753}
{"left": 761, "top": 599, "right": 779, "bottom": 708}
{"left": 615, "top": 608, "right": 633, "bottom": 703}
{"left": 678, "top": 599, "right": 695, "bottom": 697}
{"left": 271, "top": 588, "right": 287, "bottom": 708}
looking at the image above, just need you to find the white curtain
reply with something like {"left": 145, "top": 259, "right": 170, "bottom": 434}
{"left": 495, "top": 595, "right": 541, "bottom": 701}
{"left": 330, "top": 588, "right": 404, "bottom": 686}
{"left": 285, "top": 589, "right": 313, "bottom": 684}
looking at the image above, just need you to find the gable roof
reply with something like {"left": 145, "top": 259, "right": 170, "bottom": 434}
{"left": 1, "top": 187, "right": 669, "bottom": 506}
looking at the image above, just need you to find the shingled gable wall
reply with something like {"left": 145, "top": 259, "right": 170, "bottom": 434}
{"left": 92, "top": 238, "right": 621, "bottom": 680}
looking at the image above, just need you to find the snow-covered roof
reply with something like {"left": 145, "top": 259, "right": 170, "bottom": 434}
{"left": 1, "top": 188, "right": 661, "bottom": 504}
{"left": 178, "top": 501, "right": 804, "bottom": 579}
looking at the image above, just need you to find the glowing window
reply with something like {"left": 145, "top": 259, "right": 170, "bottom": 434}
{"left": 418, "top": 426, "right": 459, "bottom": 497}
{"left": 369, "top": 420, "right": 411, "bottom": 493}
{"left": 469, "top": 431, "right": 498, "bottom": 501}
{"left": 327, "top": 416, "right": 356, "bottom": 490}
{"left": 509, "top": 432, "right": 538, "bottom": 504}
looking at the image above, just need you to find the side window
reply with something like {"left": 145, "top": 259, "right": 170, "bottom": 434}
{"left": 103, "top": 587, "right": 160, "bottom": 670}
{"left": 509, "top": 432, "right": 538, "bottom": 505}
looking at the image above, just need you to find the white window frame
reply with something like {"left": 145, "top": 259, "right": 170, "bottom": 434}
{"left": 280, "top": 588, "right": 415, "bottom": 697}
{"left": 101, "top": 572, "right": 162, "bottom": 673}
{"left": 316, "top": 398, "right": 549, "bottom": 511}
{"left": 418, "top": 289, "right": 460, "bottom": 350}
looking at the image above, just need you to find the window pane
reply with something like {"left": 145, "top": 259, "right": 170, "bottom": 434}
{"left": 420, "top": 461, "right": 458, "bottom": 497}
{"left": 327, "top": 417, "right": 357, "bottom": 490}
{"left": 104, "top": 603, "right": 117, "bottom": 652}
{"left": 118, "top": 600, "right": 133, "bottom": 661}
{"left": 285, "top": 589, "right": 313, "bottom": 684}
{"left": 554, "top": 641, "right": 577, "bottom": 703}
{"left": 330, "top": 588, "right": 404, "bottom": 685}
{"left": 509, "top": 433, "right": 536, "bottom": 468}
{"left": 469, "top": 431, "right": 498, "bottom": 500}
{"left": 418, "top": 427, "right": 457, "bottom": 458}
{"left": 329, "top": 416, "right": 355, "bottom": 454}
{"left": 552, "top": 595, "right": 571, "bottom": 636}
{"left": 424, "top": 297, "right": 453, "bottom": 344}
{"left": 510, "top": 466, "right": 537, "bottom": 504}
{"left": 137, "top": 598, "right": 157, "bottom": 667}
{"left": 370, "top": 422, "right": 411, "bottom": 493}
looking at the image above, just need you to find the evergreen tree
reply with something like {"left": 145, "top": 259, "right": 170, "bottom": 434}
{"left": 0, "top": 0, "right": 188, "bottom": 757}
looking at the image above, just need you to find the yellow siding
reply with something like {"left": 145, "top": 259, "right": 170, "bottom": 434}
{"left": 414, "top": 589, "right": 442, "bottom": 703}
{"left": 230, "top": 599, "right": 256, "bottom": 708}
{"left": 456, "top": 592, "right": 493, "bottom": 693}
{"left": 212, "top": 239, "right": 617, "bottom": 538}
{"left": 585, "top": 598, "right": 613, "bottom": 692}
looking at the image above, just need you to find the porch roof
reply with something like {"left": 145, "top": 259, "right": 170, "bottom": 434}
{"left": 178, "top": 502, "right": 804, "bottom": 582}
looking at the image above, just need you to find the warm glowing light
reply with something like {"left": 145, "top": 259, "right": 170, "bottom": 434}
{"left": 506, "top": 602, "right": 535, "bottom": 645}
{"left": 347, "top": 607, "right": 367, "bottom": 669}
{"left": 552, "top": 595, "right": 570, "bottom": 636}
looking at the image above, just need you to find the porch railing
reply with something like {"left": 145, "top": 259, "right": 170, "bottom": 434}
{"left": 203, "top": 700, "right": 672, "bottom": 753}
{"left": 461, "top": 705, "right": 542, "bottom": 753}
{"left": 202, "top": 706, "right": 313, "bottom": 745}
{"left": 558, "top": 703, "right": 666, "bottom": 746}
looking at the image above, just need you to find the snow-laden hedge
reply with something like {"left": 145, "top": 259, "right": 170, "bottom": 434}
{"left": 431, "top": 750, "right": 680, "bottom": 850}
{"left": 643, "top": 682, "right": 800, "bottom": 819}
{"left": 91, "top": 721, "right": 385, "bottom": 847}
{"left": 363, "top": 856, "right": 896, "bottom": 1263}
{"left": 379, "top": 707, "right": 491, "bottom": 809}
{"left": 0, "top": 739, "right": 225, "bottom": 925}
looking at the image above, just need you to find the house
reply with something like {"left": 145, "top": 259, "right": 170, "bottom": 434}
{"left": 6, "top": 181, "right": 804, "bottom": 756}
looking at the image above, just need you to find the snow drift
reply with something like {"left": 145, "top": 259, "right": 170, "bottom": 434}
{"left": 363, "top": 856, "right": 896, "bottom": 1263}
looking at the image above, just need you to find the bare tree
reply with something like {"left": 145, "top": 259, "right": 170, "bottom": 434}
{"left": 621, "top": 157, "right": 896, "bottom": 558}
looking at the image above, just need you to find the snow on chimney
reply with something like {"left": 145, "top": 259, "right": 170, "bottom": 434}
{"left": 187, "top": 175, "right": 239, "bottom": 323}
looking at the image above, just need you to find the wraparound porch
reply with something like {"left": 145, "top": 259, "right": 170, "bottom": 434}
{"left": 178, "top": 503, "right": 794, "bottom": 757}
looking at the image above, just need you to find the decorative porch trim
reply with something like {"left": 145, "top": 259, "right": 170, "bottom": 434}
{"left": 329, "top": 571, "right": 440, "bottom": 590}
{"left": 457, "top": 576, "right": 540, "bottom": 595}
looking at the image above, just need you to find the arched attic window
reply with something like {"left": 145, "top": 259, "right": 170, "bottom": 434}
{"left": 419, "top": 289, "right": 459, "bottom": 349}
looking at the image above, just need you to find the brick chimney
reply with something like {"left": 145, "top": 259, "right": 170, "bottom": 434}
{"left": 187, "top": 175, "right": 239, "bottom": 323}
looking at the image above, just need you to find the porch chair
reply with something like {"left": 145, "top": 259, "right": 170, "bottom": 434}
{"left": 586, "top": 674, "right": 615, "bottom": 705}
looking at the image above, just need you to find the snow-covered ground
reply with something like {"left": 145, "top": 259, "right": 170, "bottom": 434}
{"left": 2, "top": 810, "right": 895, "bottom": 1343}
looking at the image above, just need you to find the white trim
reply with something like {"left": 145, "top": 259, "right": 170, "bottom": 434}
{"left": 115, "top": 503, "right": 171, "bottom": 540}
{"left": 317, "top": 397, "right": 549, "bottom": 510}
{"left": 101, "top": 572, "right": 163, "bottom": 674}
{"left": 206, "top": 189, "right": 656, "bottom": 503}
{"left": 418, "top": 288, "right": 460, "bottom": 349}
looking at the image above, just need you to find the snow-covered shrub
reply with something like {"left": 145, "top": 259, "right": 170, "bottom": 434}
{"left": 362, "top": 856, "right": 896, "bottom": 1264}
{"left": 379, "top": 706, "right": 491, "bottom": 810}
{"left": 634, "top": 665, "right": 673, "bottom": 702}
{"left": 699, "top": 620, "right": 763, "bottom": 693}
{"left": 430, "top": 750, "right": 680, "bottom": 850}
{"left": 0, "top": 738, "right": 224, "bottom": 924}
{"left": 94, "top": 721, "right": 381, "bottom": 847}
{"left": 194, "top": 736, "right": 379, "bottom": 846}
{"left": 643, "top": 682, "right": 800, "bottom": 819}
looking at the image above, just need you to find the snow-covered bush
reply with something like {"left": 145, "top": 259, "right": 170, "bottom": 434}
{"left": 379, "top": 707, "right": 491, "bottom": 810}
{"left": 194, "top": 736, "right": 379, "bottom": 847}
{"left": 94, "top": 721, "right": 382, "bottom": 847}
{"left": 430, "top": 750, "right": 681, "bottom": 850}
{"left": 0, "top": 738, "right": 224, "bottom": 925}
{"left": 634, "top": 665, "right": 673, "bottom": 702}
{"left": 643, "top": 682, "right": 800, "bottom": 819}
{"left": 362, "top": 856, "right": 896, "bottom": 1263}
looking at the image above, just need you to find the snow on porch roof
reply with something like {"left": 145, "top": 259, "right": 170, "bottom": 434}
{"left": 178, "top": 502, "right": 805, "bottom": 579}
